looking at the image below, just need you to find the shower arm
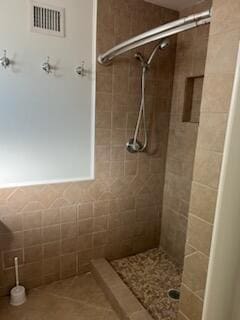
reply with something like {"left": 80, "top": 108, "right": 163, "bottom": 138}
{"left": 98, "top": 9, "right": 211, "bottom": 65}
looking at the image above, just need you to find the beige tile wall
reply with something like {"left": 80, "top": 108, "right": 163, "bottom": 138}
{"left": 0, "top": 0, "right": 178, "bottom": 296}
{"left": 160, "top": 1, "right": 211, "bottom": 266}
{"left": 179, "top": 0, "right": 240, "bottom": 319}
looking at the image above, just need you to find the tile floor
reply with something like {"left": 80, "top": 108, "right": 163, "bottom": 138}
{"left": 0, "top": 273, "right": 119, "bottom": 320}
{"left": 111, "top": 248, "right": 182, "bottom": 320}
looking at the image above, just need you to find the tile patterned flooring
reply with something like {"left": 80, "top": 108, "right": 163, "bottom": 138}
{"left": 111, "top": 248, "right": 182, "bottom": 320}
{"left": 0, "top": 273, "right": 119, "bottom": 320}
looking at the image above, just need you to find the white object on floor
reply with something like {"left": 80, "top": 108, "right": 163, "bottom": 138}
{"left": 10, "top": 257, "right": 26, "bottom": 306}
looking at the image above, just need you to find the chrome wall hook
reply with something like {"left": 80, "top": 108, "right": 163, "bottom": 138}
{"left": 76, "top": 61, "right": 86, "bottom": 77}
{"left": 42, "top": 56, "right": 52, "bottom": 74}
{"left": 0, "top": 50, "right": 10, "bottom": 69}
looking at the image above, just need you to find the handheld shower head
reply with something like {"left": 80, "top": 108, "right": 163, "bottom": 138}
{"left": 159, "top": 38, "right": 170, "bottom": 50}
{"left": 147, "top": 38, "right": 170, "bottom": 65}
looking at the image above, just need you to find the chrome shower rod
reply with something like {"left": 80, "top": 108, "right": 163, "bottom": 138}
{"left": 98, "top": 9, "right": 211, "bottom": 65}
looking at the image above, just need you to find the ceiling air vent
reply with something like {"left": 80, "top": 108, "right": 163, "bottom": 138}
{"left": 31, "top": 1, "right": 65, "bottom": 37}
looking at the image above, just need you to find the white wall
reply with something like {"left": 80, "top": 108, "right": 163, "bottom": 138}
{"left": 0, "top": 0, "right": 96, "bottom": 187}
{"left": 202, "top": 43, "right": 240, "bottom": 320}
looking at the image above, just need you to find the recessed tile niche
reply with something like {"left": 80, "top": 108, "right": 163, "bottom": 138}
{"left": 182, "top": 75, "right": 204, "bottom": 123}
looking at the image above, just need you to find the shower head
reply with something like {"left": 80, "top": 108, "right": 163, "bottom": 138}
{"left": 159, "top": 38, "right": 170, "bottom": 50}
{"left": 147, "top": 38, "right": 170, "bottom": 65}
{"left": 134, "top": 38, "right": 170, "bottom": 68}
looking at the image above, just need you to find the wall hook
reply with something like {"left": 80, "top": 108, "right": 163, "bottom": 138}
{"left": 76, "top": 61, "right": 86, "bottom": 77}
{"left": 0, "top": 50, "right": 10, "bottom": 69}
{"left": 42, "top": 56, "right": 52, "bottom": 74}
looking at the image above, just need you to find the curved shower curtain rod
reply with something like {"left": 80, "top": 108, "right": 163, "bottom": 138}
{"left": 98, "top": 9, "right": 212, "bottom": 65}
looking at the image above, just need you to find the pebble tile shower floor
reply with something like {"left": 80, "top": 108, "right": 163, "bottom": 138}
{"left": 0, "top": 273, "right": 119, "bottom": 320}
{"left": 111, "top": 248, "right": 182, "bottom": 320}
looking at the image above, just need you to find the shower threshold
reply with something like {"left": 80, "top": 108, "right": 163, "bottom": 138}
{"left": 91, "top": 248, "right": 182, "bottom": 320}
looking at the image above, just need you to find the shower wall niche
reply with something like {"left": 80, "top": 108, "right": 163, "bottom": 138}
{"left": 183, "top": 75, "right": 204, "bottom": 123}
{"left": 160, "top": 0, "right": 211, "bottom": 266}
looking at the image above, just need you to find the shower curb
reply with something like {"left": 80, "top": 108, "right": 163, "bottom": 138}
{"left": 91, "top": 258, "right": 154, "bottom": 320}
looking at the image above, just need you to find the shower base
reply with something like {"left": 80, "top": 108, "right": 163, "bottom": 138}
{"left": 111, "top": 248, "right": 182, "bottom": 320}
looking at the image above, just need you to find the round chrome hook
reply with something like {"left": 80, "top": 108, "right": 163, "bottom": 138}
{"left": 0, "top": 50, "right": 10, "bottom": 69}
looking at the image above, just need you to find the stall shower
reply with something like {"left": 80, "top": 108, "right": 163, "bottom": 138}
{"left": 96, "top": 0, "right": 211, "bottom": 319}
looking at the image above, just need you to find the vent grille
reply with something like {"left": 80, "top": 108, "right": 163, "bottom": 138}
{"left": 31, "top": 2, "right": 65, "bottom": 37}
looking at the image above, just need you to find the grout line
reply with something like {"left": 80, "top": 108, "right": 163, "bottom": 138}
{"left": 181, "top": 283, "right": 204, "bottom": 302}
{"left": 195, "top": 146, "right": 224, "bottom": 156}
{"left": 179, "top": 310, "right": 191, "bottom": 320}
{"left": 200, "top": 111, "right": 229, "bottom": 115}
{"left": 48, "top": 291, "right": 112, "bottom": 311}
{"left": 192, "top": 180, "right": 218, "bottom": 191}
{"left": 184, "top": 242, "right": 210, "bottom": 260}
{"left": 184, "top": 251, "right": 198, "bottom": 259}
{"left": 189, "top": 212, "right": 214, "bottom": 226}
